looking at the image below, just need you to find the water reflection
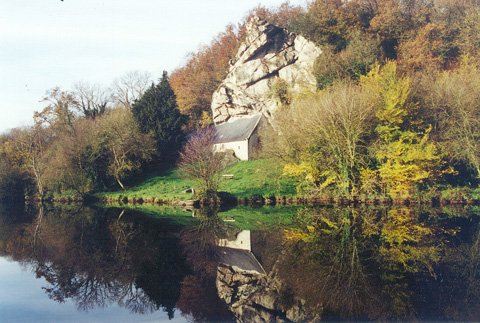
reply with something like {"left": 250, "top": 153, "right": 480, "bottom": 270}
{"left": 0, "top": 204, "right": 479, "bottom": 321}
{"left": 0, "top": 205, "right": 206, "bottom": 321}
{"left": 275, "top": 206, "right": 480, "bottom": 321}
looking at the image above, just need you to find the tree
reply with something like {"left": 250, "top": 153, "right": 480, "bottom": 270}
{"left": 132, "top": 71, "right": 185, "bottom": 159}
{"left": 38, "top": 87, "right": 76, "bottom": 136}
{"left": 41, "top": 117, "right": 96, "bottom": 195}
{"left": 73, "top": 82, "right": 111, "bottom": 119}
{"left": 458, "top": 6, "right": 480, "bottom": 62}
{"left": 246, "top": 2, "right": 305, "bottom": 29}
{"left": 4, "top": 126, "right": 51, "bottom": 198}
{"left": 94, "top": 109, "right": 155, "bottom": 190}
{"left": 170, "top": 3, "right": 304, "bottom": 129}
{"left": 368, "top": 0, "right": 430, "bottom": 59}
{"left": 0, "top": 137, "right": 25, "bottom": 202}
{"left": 425, "top": 58, "right": 480, "bottom": 179}
{"left": 170, "top": 26, "right": 240, "bottom": 129}
{"left": 0, "top": 88, "right": 78, "bottom": 198}
{"left": 398, "top": 20, "right": 460, "bottom": 73}
{"left": 179, "top": 127, "right": 227, "bottom": 196}
{"left": 280, "top": 82, "right": 376, "bottom": 196}
{"left": 112, "top": 71, "right": 152, "bottom": 109}
{"left": 314, "top": 31, "right": 380, "bottom": 88}
{"left": 28, "top": 88, "right": 78, "bottom": 196}
{"left": 291, "top": 0, "right": 360, "bottom": 51}
{"left": 361, "top": 62, "right": 443, "bottom": 199}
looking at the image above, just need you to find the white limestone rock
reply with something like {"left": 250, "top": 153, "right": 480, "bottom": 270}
{"left": 211, "top": 16, "right": 322, "bottom": 125}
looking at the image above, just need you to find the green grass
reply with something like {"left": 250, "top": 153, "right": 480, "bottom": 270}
{"left": 439, "top": 186, "right": 480, "bottom": 200}
{"left": 49, "top": 190, "right": 85, "bottom": 201}
{"left": 102, "top": 203, "right": 300, "bottom": 230}
{"left": 98, "top": 168, "right": 196, "bottom": 201}
{"left": 219, "top": 159, "right": 297, "bottom": 197}
{"left": 218, "top": 206, "right": 299, "bottom": 230}
{"left": 98, "top": 159, "right": 298, "bottom": 202}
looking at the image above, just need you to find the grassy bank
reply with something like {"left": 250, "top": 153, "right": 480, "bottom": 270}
{"left": 104, "top": 202, "right": 300, "bottom": 230}
{"left": 93, "top": 158, "right": 480, "bottom": 207}
{"left": 219, "top": 206, "right": 298, "bottom": 229}
{"left": 98, "top": 159, "right": 297, "bottom": 203}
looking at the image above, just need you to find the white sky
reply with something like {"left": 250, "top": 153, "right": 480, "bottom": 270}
{"left": 0, "top": 0, "right": 308, "bottom": 132}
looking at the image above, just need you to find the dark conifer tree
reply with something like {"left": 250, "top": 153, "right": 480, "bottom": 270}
{"left": 132, "top": 71, "right": 185, "bottom": 160}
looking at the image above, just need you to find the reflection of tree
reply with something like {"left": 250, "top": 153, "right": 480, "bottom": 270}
{"left": 376, "top": 207, "right": 442, "bottom": 318}
{"left": 281, "top": 207, "right": 386, "bottom": 319}
{"left": 177, "top": 207, "right": 235, "bottom": 322}
{"left": 0, "top": 205, "right": 189, "bottom": 318}
{"left": 181, "top": 206, "right": 236, "bottom": 277}
{"left": 434, "top": 219, "right": 480, "bottom": 321}
{"left": 0, "top": 204, "right": 32, "bottom": 251}
{"left": 379, "top": 207, "right": 440, "bottom": 274}
{"left": 279, "top": 206, "right": 445, "bottom": 320}
{"left": 32, "top": 204, "right": 44, "bottom": 250}
{"left": 177, "top": 275, "right": 234, "bottom": 322}
{"left": 467, "top": 229, "right": 480, "bottom": 292}
{"left": 2, "top": 204, "right": 480, "bottom": 321}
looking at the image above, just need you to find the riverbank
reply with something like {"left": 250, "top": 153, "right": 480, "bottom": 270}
{"left": 97, "top": 159, "right": 297, "bottom": 205}
{"left": 48, "top": 158, "right": 480, "bottom": 208}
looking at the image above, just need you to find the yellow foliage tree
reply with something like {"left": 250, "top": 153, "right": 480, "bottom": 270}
{"left": 361, "top": 62, "right": 442, "bottom": 199}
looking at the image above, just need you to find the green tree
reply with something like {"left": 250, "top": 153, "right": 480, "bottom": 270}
{"left": 0, "top": 147, "right": 25, "bottom": 202}
{"left": 291, "top": 0, "right": 353, "bottom": 51}
{"left": 9, "top": 129, "right": 48, "bottom": 198}
{"left": 314, "top": 31, "right": 380, "bottom": 89}
{"left": 132, "top": 71, "right": 185, "bottom": 159}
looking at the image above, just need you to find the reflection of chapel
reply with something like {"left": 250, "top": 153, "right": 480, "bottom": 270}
{"left": 217, "top": 230, "right": 265, "bottom": 274}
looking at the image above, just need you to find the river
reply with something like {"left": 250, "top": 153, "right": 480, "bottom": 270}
{"left": 0, "top": 204, "right": 479, "bottom": 322}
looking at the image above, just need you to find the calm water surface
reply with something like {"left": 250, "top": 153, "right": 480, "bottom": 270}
{"left": 0, "top": 204, "right": 479, "bottom": 322}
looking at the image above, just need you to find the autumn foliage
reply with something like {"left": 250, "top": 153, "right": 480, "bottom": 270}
{"left": 170, "top": 26, "right": 240, "bottom": 129}
{"left": 169, "top": 3, "right": 305, "bottom": 129}
{"left": 3, "top": 0, "right": 480, "bottom": 200}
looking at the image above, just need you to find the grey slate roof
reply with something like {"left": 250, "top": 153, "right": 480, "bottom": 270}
{"left": 217, "top": 247, "right": 266, "bottom": 274}
{"left": 214, "top": 114, "right": 262, "bottom": 144}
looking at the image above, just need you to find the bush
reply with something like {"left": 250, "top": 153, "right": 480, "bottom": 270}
{"left": 179, "top": 127, "right": 228, "bottom": 197}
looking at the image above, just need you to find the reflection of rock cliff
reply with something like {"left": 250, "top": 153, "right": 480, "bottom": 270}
{"left": 215, "top": 230, "right": 318, "bottom": 322}
{"left": 216, "top": 264, "right": 317, "bottom": 323}
{"left": 211, "top": 16, "right": 322, "bottom": 125}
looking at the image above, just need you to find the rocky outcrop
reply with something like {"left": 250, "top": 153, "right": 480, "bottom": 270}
{"left": 212, "top": 16, "right": 322, "bottom": 125}
{"left": 216, "top": 264, "right": 319, "bottom": 322}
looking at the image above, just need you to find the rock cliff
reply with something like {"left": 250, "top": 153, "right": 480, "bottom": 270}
{"left": 211, "top": 16, "right": 322, "bottom": 125}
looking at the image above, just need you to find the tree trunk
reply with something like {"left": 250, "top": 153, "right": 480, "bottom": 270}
{"left": 31, "top": 156, "right": 44, "bottom": 199}
{"left": 116, "top": 175, "right": 126, "bottom": 191}
{"left": 33, "top": 205, "right": 44, "bottom": 251}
